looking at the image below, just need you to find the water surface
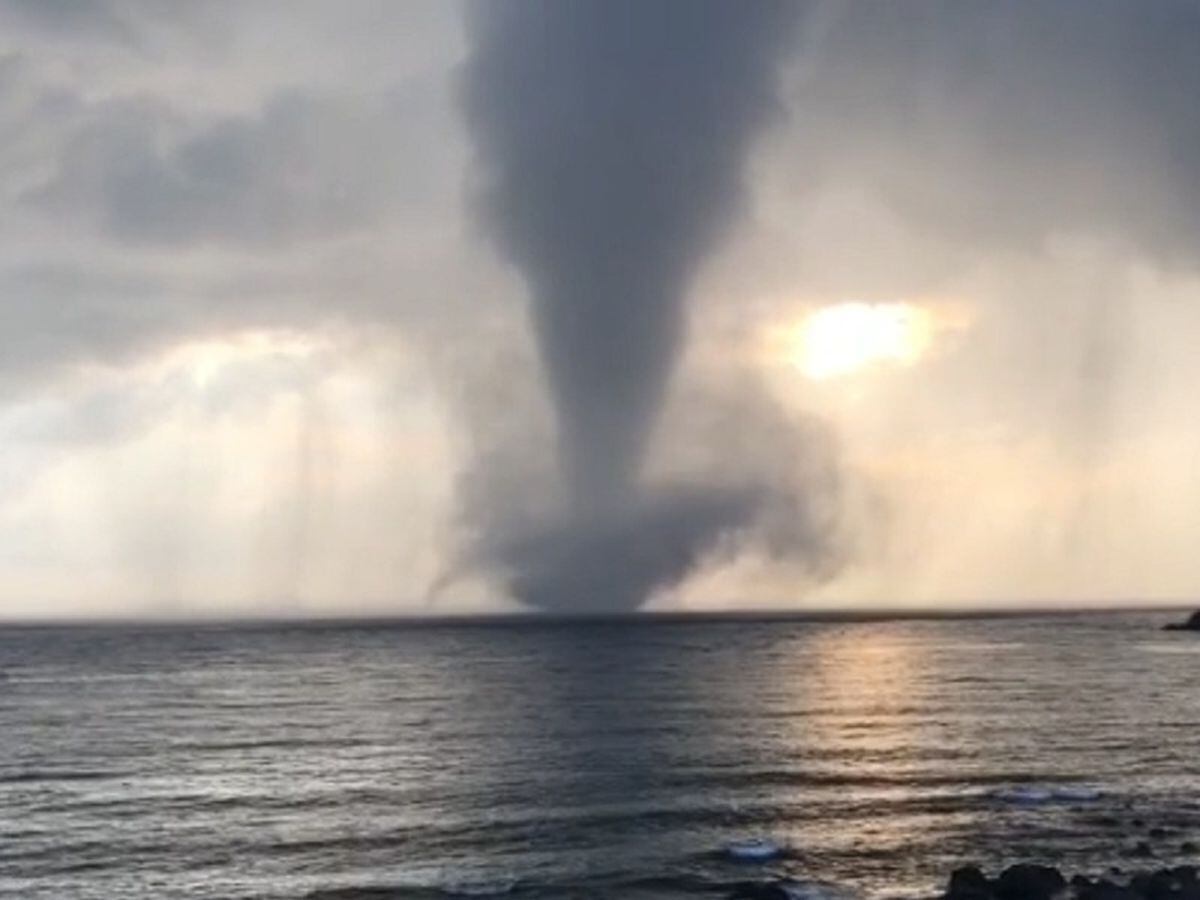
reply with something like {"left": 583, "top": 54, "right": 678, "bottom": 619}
{"left": 2, "top": 611, "right": 1199, "bottom": 899}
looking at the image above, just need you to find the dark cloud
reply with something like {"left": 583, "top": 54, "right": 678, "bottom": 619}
{"left": 653, "top": 376, "right": 845, "bottom": 575}
{"left": 495, "top": 486, "right": 757, "bottom": 612}
{"left": 460, "top": 0, "right": 807, "bottom": 610}
{"left": 0, "top": 0, "right": 228, "bottom": 58}
{"left": 464, "top": 0, "right": 800, "bottom": 511}
{"left": 28, "top": 87, "right": 450, "bottom": 245}
{"left": 0, "top": 29, "right": 465, "bottom": 398}
{"left": 0, "top": 0, "right": 132, "bottom": 42}
{"left": 0, "top": 264, "right": 174, "bottom": 389}
{"left": 444, "top": 367, "right": 848, "bottom": 610}
{"left": 782, "top": 0, "right": 1200, "bottom": 266}
{"left": 6, "top": 1, "right": 1200, "bottom": 613}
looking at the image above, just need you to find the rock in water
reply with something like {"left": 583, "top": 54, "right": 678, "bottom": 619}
{"left": 1139, "top": 867, "right": 1200, "bottom": 900}
{"left": 1078, "top": 881, "right": 1140, "bottom": 900}
{"left": 947, "top": 865, "right": 993, "bottom": 900}
{"left": 729, "top": 883, "right": 794, "bottom": 900}
{"left": 944, "top": 865, "right": 1200, "bottom": 900}
{"left": 995, "top": 864, "right": 1066, "bottom": 900}
{"left": 1164, "top": 610, "right": 1200, "bottom": 631}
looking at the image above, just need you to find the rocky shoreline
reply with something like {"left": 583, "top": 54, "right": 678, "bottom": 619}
{"left": 1163, "top": 610, "right": 1200, "bottom": 631}
{"left": 729, "top": 864, "right": 1200, "bottom": 900}
{"left": 941, "top": 863, "right": 1200, "bottom": 900}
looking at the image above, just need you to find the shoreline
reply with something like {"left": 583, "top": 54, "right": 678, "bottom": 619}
{"left": 729, "top": 863, "right": 1200, "bottom": 900}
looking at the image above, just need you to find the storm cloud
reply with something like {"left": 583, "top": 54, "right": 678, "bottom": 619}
{"left": 459, "top": 0, "right": 812, "bottom": 611}
{"left": 4, "top": 2, "right": 1200, "bottom": 616}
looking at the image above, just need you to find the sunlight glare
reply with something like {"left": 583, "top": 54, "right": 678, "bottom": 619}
{"left": 788, "top": 302, "right": 939, "bottom": 380}
{"left": 163, "top": 331, "right": 328, "bottom": 389}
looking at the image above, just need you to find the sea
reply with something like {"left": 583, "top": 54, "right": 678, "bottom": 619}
{"left": 3, "top": 610, "right": 1200, "bottom": 900}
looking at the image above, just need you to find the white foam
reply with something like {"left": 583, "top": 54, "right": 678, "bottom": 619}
{"left": 726, "top": 837, "right": 784, "bottom": 860}
{"left": 777, "top": 882, "right": 842, "bottom": 900}
{"left": 991, "top": 784, "right": 1102, "bottom": 804}
{"left": 992, "top": 786, "right": 1054, "bottom": 804}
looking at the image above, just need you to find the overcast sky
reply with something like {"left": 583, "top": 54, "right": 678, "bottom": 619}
{"left": 3, "top": 0, "right": 1200, "bottom": 619}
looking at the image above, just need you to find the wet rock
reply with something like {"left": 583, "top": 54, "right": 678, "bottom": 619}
{"left": 1141, "top": 868, "right": 1200, "bottom": 900}
{"left": 1163, "top": 611, "right": 1200, "bottom": 631}
{"left": 1182, "top": 843, "right": 1198, "bottom": 855}
{"left": 942, "top": 864, "right": 1200, "bottom": 900}
{"left": 947, "top": 865, "right": 993, "bottom": 900}
{"left": 1130, "top": 872, "right": 1156, "bottom": 897}
{"left": 1079, "top": 880, "right": 1140, "bottom": 900}
{"left": 728, "top": 882, "right": 794, "bottom": 900}
{"left": 995, "top": 864, "right": 1066, "bottom": 900}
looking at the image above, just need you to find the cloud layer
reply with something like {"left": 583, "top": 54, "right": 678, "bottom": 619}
{"left": 3, "top": 1, "right": 1200, "bottom": 616}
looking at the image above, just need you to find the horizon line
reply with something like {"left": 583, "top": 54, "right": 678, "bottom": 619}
{"left": 0, "top": 601, "right": 1194, "bottom": 630}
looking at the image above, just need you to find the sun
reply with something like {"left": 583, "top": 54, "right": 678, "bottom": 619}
{"left": 785, "top": 301, "right": 940, "bottom": 380}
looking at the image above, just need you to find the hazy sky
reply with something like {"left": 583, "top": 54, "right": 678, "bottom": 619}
{"left": 3, "top": 0, "right": 1200, "bottom": 619}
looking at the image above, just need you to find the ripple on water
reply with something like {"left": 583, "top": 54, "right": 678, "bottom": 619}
{"left": 1, "top": 613, "right": 1197, "bottom": 900}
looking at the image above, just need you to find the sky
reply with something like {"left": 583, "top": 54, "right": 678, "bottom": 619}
{"left": 3, "top": 0, "right": 1200, "bottom": 619}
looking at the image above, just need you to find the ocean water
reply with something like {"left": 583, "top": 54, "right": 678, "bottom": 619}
{"left": 3, "top": 611, "right": 1200, "bottom": 900}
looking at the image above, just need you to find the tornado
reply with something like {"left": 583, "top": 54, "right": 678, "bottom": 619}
{"left": 461, "top": 0, "right": 800, "bottom": 610}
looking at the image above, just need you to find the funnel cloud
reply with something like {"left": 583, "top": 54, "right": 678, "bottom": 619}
{"left": 461, "top": 0, "right": 806, "bottom": 610}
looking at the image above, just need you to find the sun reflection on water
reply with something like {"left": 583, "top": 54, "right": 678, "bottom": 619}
{"left": 770, "top": 625, "right": 962, "bottom": 892}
